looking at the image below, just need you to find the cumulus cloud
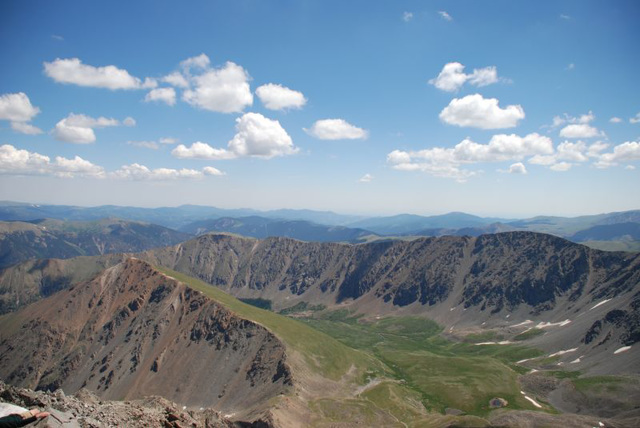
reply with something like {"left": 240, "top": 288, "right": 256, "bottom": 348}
{"left": 110, "top": 163, "right": 221, "bottom": 180}
{"left": 0, "top": 92, "right": 43, "bottom": 134}
{"left": 438, "top": 11, "right": 453, "bottom": 21}
{"left": 507, "top": 162, "right": 527, "bottom": 174}
{"left": 182, "top": 61, "right": 253, "bottom": 113}
{"left": 144, "top": 87, "right": 176, "bottom": 106}
{"left": 0, "top": 144, "right": 225, "bottom": 180}
{"left": 610, "top": 117, "right": 622, "bottom": 123}
{"left": 255, "top": 83, "right": 307, "bottom": 110}
{"left": 10, "top": 122, "right": 43, "bottom": 135}
{"left": 44, "top": 58, "right": 156, "bottom": 90}
{"left": 550, "top": 111, "right": 603, "bottom": 138}
{"left": 173, "top": 112, "right": 297, "bottom": 160}
{"left": 559, "top": 124, "right": 603, "bottom": 138}
{"left": 528, "top": 140, "right": 603, "bottom": 170}
{"left": 162, "top": 71, "right": 190, "bottom": 88}
{"left": 549, "top": 162, "right": 572, "bottom": 172}
{"left": 387, "top": 133, "right": 551, "bottom": 181}
{"left": 304, "top": 119, "right": 368, "bottom": 140}
{"left": 630, "top": 113, "right": 640, "bottom": 124}
{"left": 429, "top": 63, "right": 500, "bottom": 92}
{"left": 359, "top": 173, "right": 373, "bottom": 183}
{"left": 0, "top": 144, "right": 104, "bottom": 178}
{"left": 0, "top": 92, "right": 40, "bottom": 122}
{"left": 180, "top": 53, "right": 211, "bottom": 71}
{"left": 52, "top": 113, "right": 132, "bottom": 144}
{"left": 402, "top": 12, "right": 413, "bottom": 22}
{"left": 594, "top": 141, "right": 640, "bottom": 168}
{"left": 439, "top": 94, "right": 525, "bottom": 129}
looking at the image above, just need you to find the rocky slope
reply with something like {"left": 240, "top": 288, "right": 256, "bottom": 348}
{"left": 0, "top": 258, "right": 291, "bottom": 422}
{"left": 0, "top": 381, "right": 236, "bottom": 427}
{"left": 138, "top": 232, "right": 640, "bottom": 374}
{"left": 2, "top": 231, "right": 638, "bottom": 375}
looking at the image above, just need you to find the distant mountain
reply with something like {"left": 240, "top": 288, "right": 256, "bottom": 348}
{"left": 0, "top": 218, "right": 191, "bottom": 268}
{"left": 346, "top": 212, "right": 509, "bottom": 235}
{"left": 570, "top": 223, "right": 640, "bottom": 242}
{"left": 180, "top": 216, "right": 377, "bottom": 243}
{"left": 507, "top": 210, "right": 640, "bottom": 236}
{"left": 0, "top": 202, "right": 361, "bottom": 229}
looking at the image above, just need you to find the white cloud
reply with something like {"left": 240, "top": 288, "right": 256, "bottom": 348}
{"left": 159, "top": 137, "right": 178, "bottom": 145}
{"left": 305, "top": 119, "right": 368, "bottom": 140}
{"left": 387, "top": 133, "right": 551, "bottom": 181}
{"left": 550, "top": 111, "right": 596, "bottom": 128}
{"left": 162, "top": 71, "right": 190, "bottom": 88}
{"left": 566, "top": 63, "right": 575, "bottom": 70}
{"left": 43, "top": 58, "right": 156, "bottom": 90}
{"left": 438, "top": 11, "right": 453, "bottom": 21}
{"left": 203, "top": 166, "right": 225, "bottom": 176}
{"left": 127, "top": 140, "right": 159, "bottom": 150}
{"left": 11, "top": 122, "right": 43, "bottom": 135}
{"left": 626, "top": 165, "right": 636, "bottom": 170}
{"left": 630, "top": 113, "right": 640, "bottom": 124}
{"left": 0, "top": 144, "right": 104, "bottom": 178}
{"left": 172, "top": 141, "right": 236, "bottom": 160}
{"left": 110, "top": 163, "right": 215, "bottom": 180}
{"left": 508, "top": 162, "right": 527, "bottom": 174}
{"left": 559, "top": 123, "right": 603, "bottom": 138}
{"left": 595, "top": 141, "right": 640, "bottom": 168}
{"left": 0, "top": 93, "right": 43, "bottom": 134}
{"left": 0, "top": 144, "right": 225, "bottom": 180}
{"left": 359, "top": 173, "right": 373, "bottom": 183}
{"left": 180, "top": 53, "right": 211, "bottom": 71}
{"left": 255, "top": 83, "right": 307, "bottom": 110}
{"left": 52, "top": 113, "right": 131, "bottom": 144}
{"left": 429, "top": 63, "right": 500, "bottom": 92}
{"left": 51, "top": 34, "right": 64, "bottom": 41}
{"left": 610, "top": 117, "right": 623, "bottom": 123}
{"left": 144, "top": 87, "right": 176, "bottom": 106}
{"left": 439, "top": 94, "right": 525, "bottom": 129}
{"left": 402, "top": 12, "right": 413, "bottom": 22}
{"left": 182, "top": 61, "right": 253, "bottom": 113}
{"left": 550, "top": 162, "right": 572, "bottom": 172}
{"left": 560, "top": 14, "right": 572, "bottom": 20}
{"left": 172, "top": 112, "right": 297, "bottom": 160}
{"left": 0, "top": 92, "right": 40, "bottom": 122}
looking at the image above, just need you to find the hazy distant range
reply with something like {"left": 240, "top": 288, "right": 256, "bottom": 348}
{"left": 1, "top": 201, "right": 639, "bottom": 252}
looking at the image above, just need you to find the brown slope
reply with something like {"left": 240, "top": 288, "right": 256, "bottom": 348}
{"left": 0, "top": 258, "right": 291, "bottom": 420}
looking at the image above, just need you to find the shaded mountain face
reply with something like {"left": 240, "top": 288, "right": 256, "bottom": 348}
{"left": 180, "top": 216, "right": 377, "bottom": 242}
{"left": 0, "top": 258, "right": 291, "bottom": 417}
{"left": 0, "top": 219, "right": 191, "bottom": 268}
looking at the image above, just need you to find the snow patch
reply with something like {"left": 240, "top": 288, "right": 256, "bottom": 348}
{"left": 524, "top": 395, "right": 542, "bottom": 408}
{"left": 513, "top": 320, "right": 533, "bottom": 327}
{"left": 590, "top": 299, "right": 612, "bottom": 311}
{"left": 475, "top": 341, "right": 513, "bottom": 345}
{"left": 549, "top": 348, "right": 578, "bottom": 358}
{"left": 517, "top": 358, "right": 533, "bottom": 364}
{"left": 570, "top": 357, "right": 582, "bottom": 364}
{"left": 536, "top": 319, "right": 571, "bottom": 328}
{"left": 614, "top": 346, "right": 632, "bottom": 355}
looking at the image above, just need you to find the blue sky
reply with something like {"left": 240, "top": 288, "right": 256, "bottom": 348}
{"left": 0, "top": 0, "right": 639, "bottom": 217}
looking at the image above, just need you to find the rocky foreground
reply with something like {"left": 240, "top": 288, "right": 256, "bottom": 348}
{"left": 0, "top": 381, "right": 267, "bottom": 427}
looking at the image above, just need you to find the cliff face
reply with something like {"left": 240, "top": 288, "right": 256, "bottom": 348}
{"left": 0, "top": 258, "right": 291, "bottom": 417}
{"left": 142, "top": 232, "right": 640, "bottom": 315}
